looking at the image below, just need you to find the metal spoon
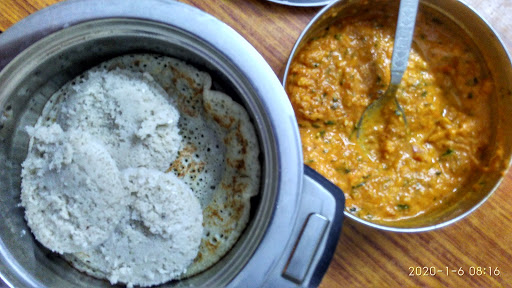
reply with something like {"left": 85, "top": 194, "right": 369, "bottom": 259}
{"left": 356, "top": 0, "right": 420, "bottom": 148}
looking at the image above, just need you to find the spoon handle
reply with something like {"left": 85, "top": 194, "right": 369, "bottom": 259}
{"left": 390, "top": 0, "right": 419, "bottom": 86}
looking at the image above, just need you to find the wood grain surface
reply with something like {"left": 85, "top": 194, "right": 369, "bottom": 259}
{"left": 1, "top": 0, "right": 511, "bottom": 287}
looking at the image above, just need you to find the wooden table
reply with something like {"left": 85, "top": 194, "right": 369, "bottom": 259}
{"left": 1, "top": 0, "right": 511, "bottom": 287}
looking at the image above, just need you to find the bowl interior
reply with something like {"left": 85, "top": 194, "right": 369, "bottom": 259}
{"left": 285, "top": 0, "right": 512, "bottom": 231}
{"left": 0, "top": 19, "right": 279, "bottom": 287}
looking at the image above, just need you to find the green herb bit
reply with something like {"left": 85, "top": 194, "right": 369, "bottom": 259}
{"left": 306, "top": 159, "right": 315, "bottom": 164}
{"left": 325, "top": 120, "right": 335, "bottom": 125}
{"left": 352, "top": 182, "right": 366, "bottom": 189}
{"left": 319, "top": 130, "right": 326, "bottom": 137}
{"left": 441, "top": 148, "right": 454, "bottom": 157}
{"left": 435, "top": 171, "right": 442, "bottom": 176}
{"left": 395, "top": 109, "right": 403, "bottom": 116}
{"left": 334, "top": 34, "right": 341, "bottom": 40}
{"left": 467, "top": 92, "right": 474, "bottom": 99}
{"left": 396, "top": 204, "right": 410, "bottom": 210}
{"left": 313, "top": 63, "right": 320, "bottom": 68}
{"left": 312, "top": 123, "right": 321, "bottom": 128}
{"left": 336, "top": 167, "right": 351, "bottom": 174}
{"left": 421, "top": 91, "right": 428, "bottom": 97}
{"left": 376, "top": 75, "right": 382, "bottom": 83}
{"left": 349, "top": 207, "right": 357, "bottom": 212}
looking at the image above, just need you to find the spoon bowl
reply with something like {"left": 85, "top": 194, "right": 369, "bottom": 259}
{"left": 356, "top": 0, "right": 419, "bottom": 151}
{"left": 356, "top": 83, "right": 407, "bottom": 154}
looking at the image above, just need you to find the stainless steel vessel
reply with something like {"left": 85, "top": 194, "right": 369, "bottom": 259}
{"left": 283, "top": 0, "right": 512, "bottom": 232}
{"left": 0, "top": 0, "right": 345, "bottom": 287}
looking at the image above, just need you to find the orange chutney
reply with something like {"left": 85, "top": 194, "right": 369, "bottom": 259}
{"left": 285, "top": 10, "right": 495, "bottom": 222}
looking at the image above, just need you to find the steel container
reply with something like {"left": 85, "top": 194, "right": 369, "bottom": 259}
{"left": 283, "top": 0, "right": 512, "bottom": 232}
{"left": 0, "top": 0, "right": 345, "bottom": 287}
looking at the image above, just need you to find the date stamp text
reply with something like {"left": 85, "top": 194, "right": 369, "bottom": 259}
{"left": 408, "top": 266, "right": 501, "bottom": 277}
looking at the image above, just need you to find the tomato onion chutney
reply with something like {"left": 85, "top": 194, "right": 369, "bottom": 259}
{"left": 285, "top": 5, "right": 505, "bottom": 224}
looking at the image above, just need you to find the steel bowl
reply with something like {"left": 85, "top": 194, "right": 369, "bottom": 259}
{"left": 0, "top": 0, "right": 344, "bottom": 287}
{"left": 283, "top": 0, "right": 512, "bottom": 232}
